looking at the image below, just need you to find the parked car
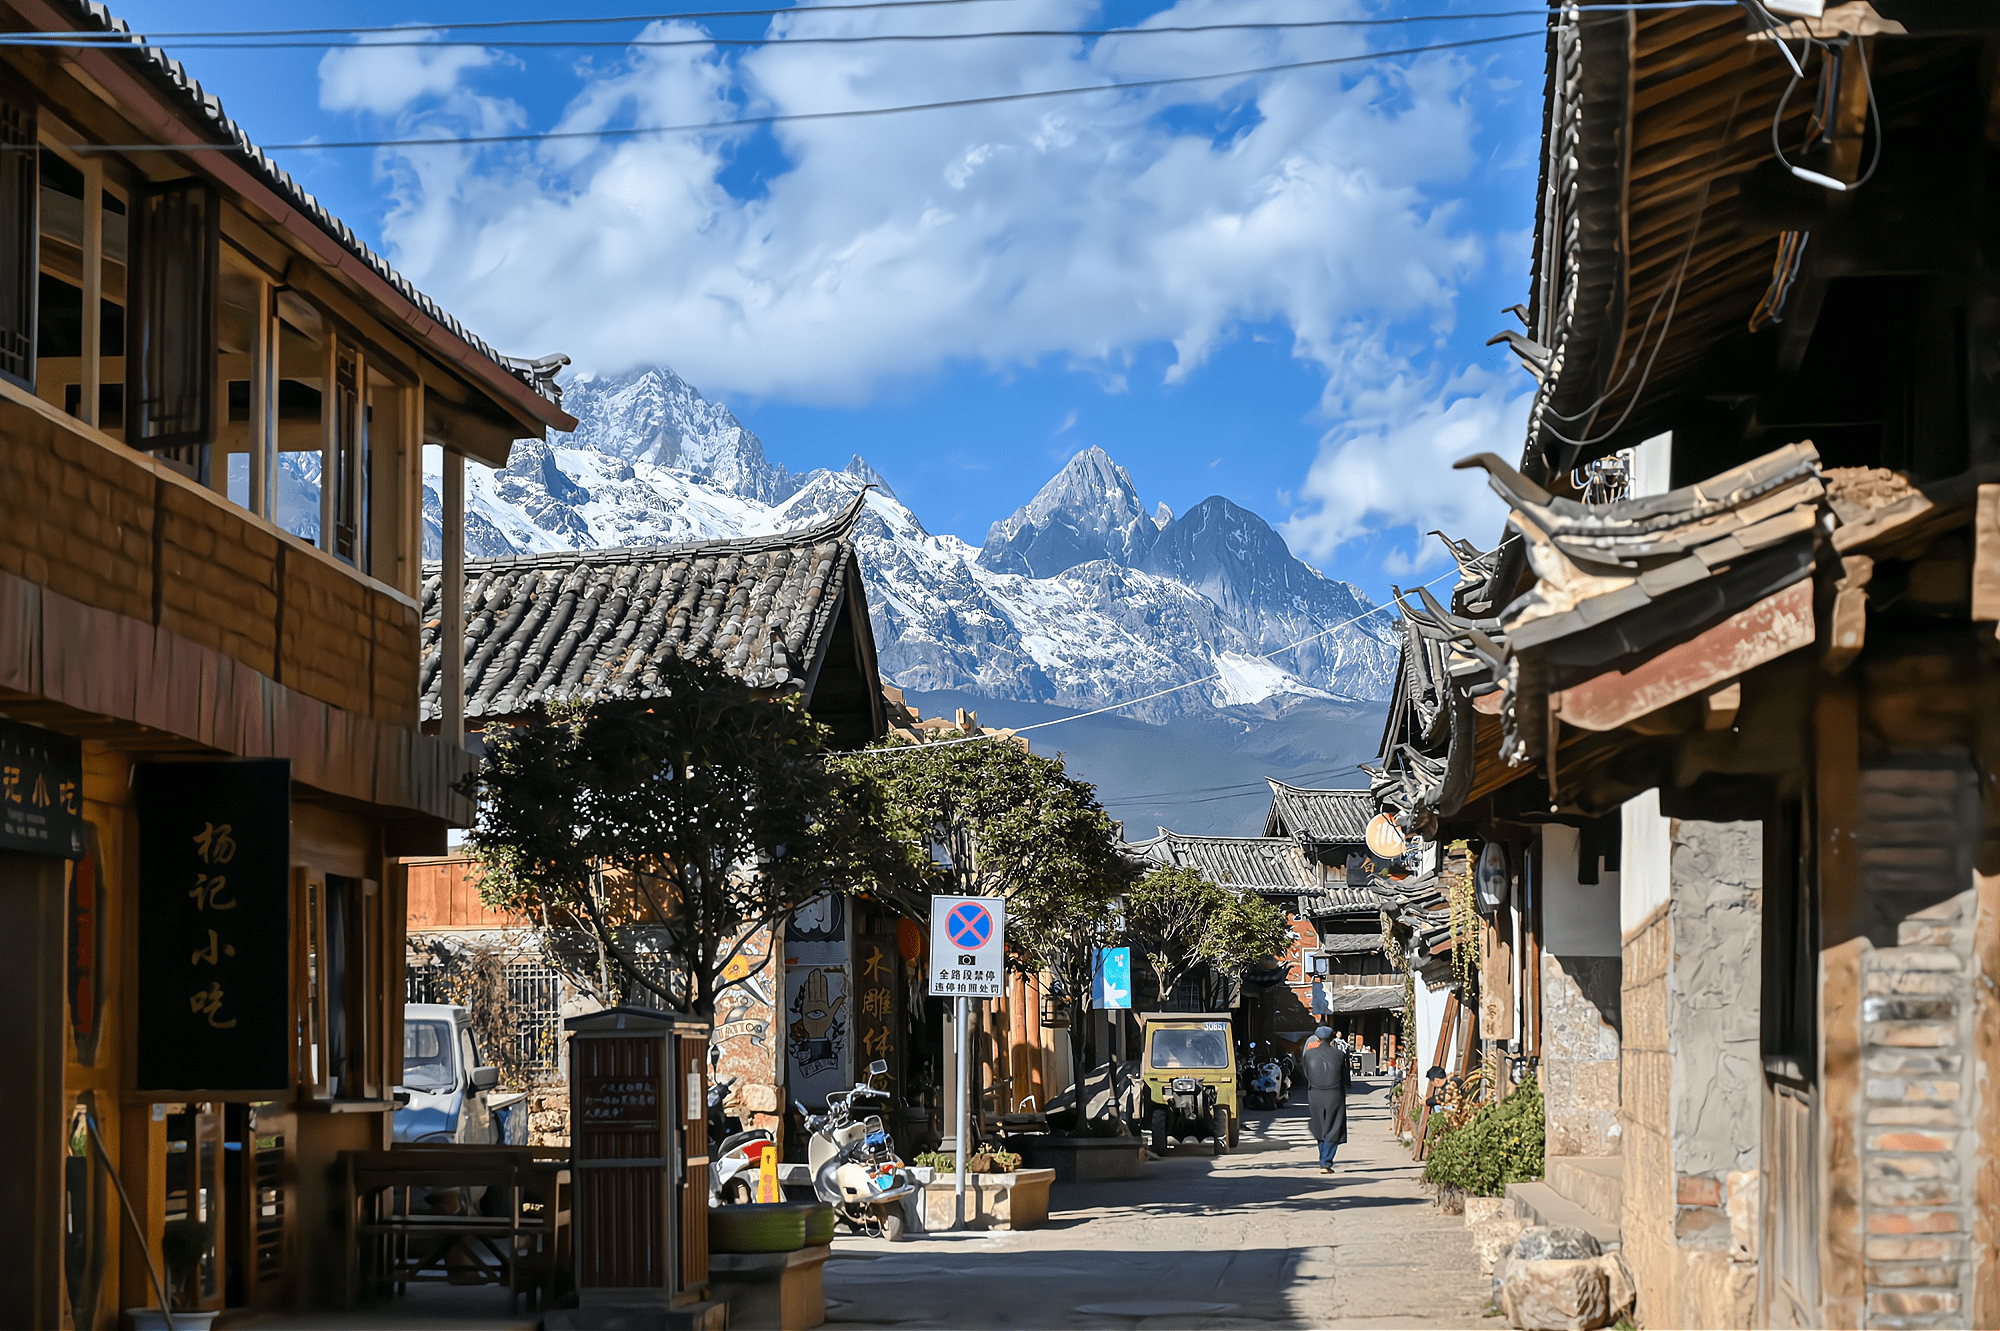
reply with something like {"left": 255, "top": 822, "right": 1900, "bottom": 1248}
{"left": 394, "top": 1003, "right": 527, "bottom": 1145}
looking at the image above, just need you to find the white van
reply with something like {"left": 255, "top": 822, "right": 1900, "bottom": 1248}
{"left": 393, "top": 1003, "right": 526, "bottom": 1145}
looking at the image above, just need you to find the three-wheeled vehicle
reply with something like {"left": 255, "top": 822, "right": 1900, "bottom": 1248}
{"left": 1138, "top": 1012, "right": 1240, "bottom": 1155}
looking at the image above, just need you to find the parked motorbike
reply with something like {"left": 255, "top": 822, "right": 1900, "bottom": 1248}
{"left": 706, "top": 1072, "right": 778, "bottom": 1207}
{"left": 797, "top": 1059, "right": 917, "bottom": 1240}
{"left": 1248, "top": 1055, "right": 1288, "bottom": 1110}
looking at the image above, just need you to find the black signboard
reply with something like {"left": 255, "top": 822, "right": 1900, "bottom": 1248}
{"left": 136, "top": 760, "right": 291, "bottom": 1095}
{"left": 0, "top": 716, "right": 84, "bottom": 858}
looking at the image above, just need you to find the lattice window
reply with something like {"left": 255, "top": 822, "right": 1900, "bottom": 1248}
{"left": 503, "top": 962, "right": 565, "bottom": 1079}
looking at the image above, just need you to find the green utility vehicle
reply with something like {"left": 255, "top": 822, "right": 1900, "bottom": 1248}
{"left": 1138, "top": 1012, "right": 1240, "bottom": 1155}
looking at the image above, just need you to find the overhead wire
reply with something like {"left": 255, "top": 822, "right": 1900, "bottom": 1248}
{"left": 0, "top": 1, "right": 1743, "bottom": 45}
{"left": 831, "top": 552, "right": 1480, "bottom": 759}
{"left": 66, "top": 30, "right": 1547, "bottom": 152}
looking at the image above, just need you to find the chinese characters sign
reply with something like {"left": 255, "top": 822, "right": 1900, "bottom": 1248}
{"left": 0, "top": 716, "right": 83, "bottom": 857}
{"left": 928, "top": 894, "right": 1005, "bottom": 998}
{"left": 136, "top": 760, "right": 291, "bottom": 1094}
{"left": 854, "top": 936, "right": 899, "bottom": 1075}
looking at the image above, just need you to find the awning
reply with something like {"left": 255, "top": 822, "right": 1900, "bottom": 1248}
{"left": 1313, "top": 984, "right": 1404, "bottom": 1015}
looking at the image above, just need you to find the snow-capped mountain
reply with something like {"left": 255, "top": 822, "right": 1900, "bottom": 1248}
{"left": 395, "top": 366, "right": 1399, "bottom": 720}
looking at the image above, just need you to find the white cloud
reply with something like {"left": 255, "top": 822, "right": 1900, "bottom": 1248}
{"left": 1282, "top": 361, "right": 1530, "bottom": 571}
{"left": 344, "top": 0, "right": 1495, "bottom": 411}
{"left": 319, "top": 33, "right": 504, "bottom": 117}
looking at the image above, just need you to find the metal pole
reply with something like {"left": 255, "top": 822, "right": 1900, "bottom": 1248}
{"left": 954, "top": 994, "right": 969, "bottom": 1229}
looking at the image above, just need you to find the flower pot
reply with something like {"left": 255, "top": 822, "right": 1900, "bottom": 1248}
{"left": 126, "top": 1310, "right": 219, "bottom": 1331}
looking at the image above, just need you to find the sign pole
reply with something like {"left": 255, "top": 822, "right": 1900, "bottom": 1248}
{"left": 953, "top": 994, "right": 969, "bottom": 1229}
{"left": 929, "top": 894, "right": 1003, "bottom": 1232}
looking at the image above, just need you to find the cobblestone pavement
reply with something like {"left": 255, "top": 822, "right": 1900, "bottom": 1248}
{"left": 825, "top": 1076, "right": 1495, "bottom": 1329}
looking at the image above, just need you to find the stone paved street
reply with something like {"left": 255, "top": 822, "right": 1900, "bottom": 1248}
{"left": 824, "top": 1076, "right": 1493, "bottom": 1329}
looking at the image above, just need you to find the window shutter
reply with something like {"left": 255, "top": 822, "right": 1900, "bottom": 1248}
{"left": 126, "top": 178, "right": 217, "bottom": 448}
{"left": 0, "top": 96, "right": 36, "bottom": 388}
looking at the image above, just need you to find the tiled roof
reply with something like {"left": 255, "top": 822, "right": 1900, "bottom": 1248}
{"left": 1132, "top": 831, "right": 1382, "bottom": 916}
{"left": 51, "top": 1, "right": 568, "bottom": 419}
{"left": 419, "top": 501, "right": 869, "bottom": 723}
{"left": 1263, "top": 781, "right": 1374, "bottom": 845}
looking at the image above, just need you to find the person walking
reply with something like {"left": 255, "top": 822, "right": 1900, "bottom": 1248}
{"left": 1300, "top": 1025, "right": 1351, "bottom": 1174}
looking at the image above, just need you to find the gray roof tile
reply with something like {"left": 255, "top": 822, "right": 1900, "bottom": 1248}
{"left": 1132, "top": 831, "right": 1381, "bottom": 916}
{"left": 420, "top": 503, "right": 866, "bottom": 723}
{"left": 1263, "top": 781, "right": 1374, "bottom": 845}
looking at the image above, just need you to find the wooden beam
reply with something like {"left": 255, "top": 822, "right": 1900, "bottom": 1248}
{"left": 441, "top": 448, "right": 466, "bottom": 748}
{"left": 1552, "top": 580, "right": 1815, "bottom": 732}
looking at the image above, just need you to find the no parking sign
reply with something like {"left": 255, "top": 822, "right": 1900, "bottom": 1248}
{"left": 929, "top": 895, "right": 1005, "bottom": 998}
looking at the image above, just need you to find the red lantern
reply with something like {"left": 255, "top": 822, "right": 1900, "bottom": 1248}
{"left": 896, "top": 917, "right": 924, "bottom": 963}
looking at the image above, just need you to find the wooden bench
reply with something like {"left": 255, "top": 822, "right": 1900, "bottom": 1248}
{"left": 338, "top": 1146, "right": 571, "bottom": 1310}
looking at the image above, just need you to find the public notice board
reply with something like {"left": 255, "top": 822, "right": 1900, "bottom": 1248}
{"left": 928, "top": 894, "right": 1005, "bottom": 998}
{"left": 135, "top": 760, "right": 292, "bottom": 1095}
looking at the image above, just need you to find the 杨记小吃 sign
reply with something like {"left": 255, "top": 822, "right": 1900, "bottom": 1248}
{"left": 135, "top": 760, "right": 291, "bottom": 1095}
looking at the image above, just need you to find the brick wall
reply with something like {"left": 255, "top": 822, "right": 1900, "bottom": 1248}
{"left": 0, "top": 400, "right": 154, "bottom": 622}
{"left": 1857, "top": 889, "right": 1979, "bottom": 1328}
{"left": 0, "top": 394, "right": 424, "bottom": 734}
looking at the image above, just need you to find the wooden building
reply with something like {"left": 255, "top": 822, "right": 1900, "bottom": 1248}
{"left": 418, "top": 507, "right": 895, "bottom": 1152}
{"left": 1130, "top": 827, "right": 1400, "bottom": 1060}
{"left": 1373, "top": 6, "right": 2000, "bottom": 1327}
{"left": 0, "top": 3, "right": 575, "bottom": 1325}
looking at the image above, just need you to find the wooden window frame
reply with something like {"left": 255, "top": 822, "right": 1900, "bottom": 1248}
{"left": 125, "top": 176, "right": 218, "bottom": 450}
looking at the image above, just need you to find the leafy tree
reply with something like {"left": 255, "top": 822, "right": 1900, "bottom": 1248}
{"left": 1124, "top": 866, "right": 1218, "bottom": 1008}
{"left": 1195, "top": 890, "right": 1294, "bottom": 997}
{"left": 1126, "top": 867, "right": 1293, "bottom": 1009}
{"left": 835, "top": 733, "right": 1135, "bottom": 1096}
{"left": 463, "top": 653, "right": 920, "bottom": 1018}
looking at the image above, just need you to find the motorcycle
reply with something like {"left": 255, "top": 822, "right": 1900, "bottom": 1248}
{"left": 707, "top": 1072, "right": 775, "bottom": 1207}
{"left": 1248, "top": 1055, "right": 1288, "bottom": 1110}
{"left": 797, "top": 1059, "right": 918, "bottom": 1240}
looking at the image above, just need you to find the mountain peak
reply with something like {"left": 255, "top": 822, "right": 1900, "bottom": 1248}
{"left": 557, "top": 366, "right": 796, "bottom": 504}
{"left": 976, "top": 446, "right": 1157, "bottom": 577}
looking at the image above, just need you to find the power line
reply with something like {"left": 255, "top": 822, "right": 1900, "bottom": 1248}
{"left": 1, "top": 1, "right": 1738, "bottom": 45}
{"left": 0, "top": 16, "right": 1593, "bottom": 52}
{"left": 835, "top": 562, "right": 1456, "bottom": 760}
{"left": 67, "top": 30, "right": 1544, "bottom": 153}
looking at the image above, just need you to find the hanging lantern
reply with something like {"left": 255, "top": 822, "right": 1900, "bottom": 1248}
{"left": 1476, "top": 841, "right": 1511, "bottom": 914}
{"left": 1365, "top": 813, "right": 1409, "bottom": 861}
{"left": 896, "top": 916, "right": 924, "bottom": 963}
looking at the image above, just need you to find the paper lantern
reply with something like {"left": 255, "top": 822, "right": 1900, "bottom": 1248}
{"left": 896, "top": 917, "right": 924, "bottom": 962}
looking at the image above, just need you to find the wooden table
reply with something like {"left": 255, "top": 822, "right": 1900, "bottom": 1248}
{"left": 338, "top": 1147, "right": 571, "bottom": 1310}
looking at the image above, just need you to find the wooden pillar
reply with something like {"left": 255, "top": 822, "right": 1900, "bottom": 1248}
{"left": 441, "top": 446, "right": 466, "bottom": 747}
{"left": 79, "top": 158, "right": 102, "bottom": 429}
{"left": 1817, "top": 679, "right": 1864, "bottom": 1330}
{"left": 249, "top": 283, "right": 276, "bottom": 520}
{"left": 0, "top": 854, "right": 66, "bottom": 1328}
{"left": 319, "top": 334, "right": 338, "bottom": 552}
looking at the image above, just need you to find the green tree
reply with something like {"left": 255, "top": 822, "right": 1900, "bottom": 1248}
{"left": 1126, "top": 868, "right": 1293, "bottom": 1009}
{"left": 463, "top": 654, "right": 919, "bottom": 1018}
{"left": 835, "top": 734, "right": 1135, "bottom": 1096}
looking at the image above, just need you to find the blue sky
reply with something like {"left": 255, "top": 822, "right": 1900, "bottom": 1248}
{"left": 116, "top": 0, "right": 1544, "bottom": 596}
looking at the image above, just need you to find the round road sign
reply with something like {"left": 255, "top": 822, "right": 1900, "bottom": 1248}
{"left": 945, "top": 901, "right": 993, "bottom": 950}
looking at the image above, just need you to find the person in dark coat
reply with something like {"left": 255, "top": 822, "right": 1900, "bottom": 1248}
{"left": 1299, "top": 1025, "right": 1351, "bottom": 1173}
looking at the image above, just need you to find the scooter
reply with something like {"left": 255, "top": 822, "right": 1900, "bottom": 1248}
{"left": 708, "top": 1072, "right": 776, "bottom": 1207}
{"left": 797, "top": 1059, "right": 917, "bottom": 1240}
{"left": 1249, "top": 1055, "right": 1288, "bottom": 1110}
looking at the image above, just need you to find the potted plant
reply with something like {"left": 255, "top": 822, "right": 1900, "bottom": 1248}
{"left": 127, "top": 1218, "right": 217, "bottom": 1330}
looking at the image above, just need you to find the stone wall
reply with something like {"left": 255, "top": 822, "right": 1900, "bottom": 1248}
{"left": 1619, "top": 815, "right": 1762, "bottom": 1330}
{"left": 1543, "top": 953, "right": 1621, "bottom": 1156}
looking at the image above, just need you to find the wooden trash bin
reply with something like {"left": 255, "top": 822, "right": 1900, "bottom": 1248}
{"left": 565, "top": 1006, "right": 713, "bottom": 1315}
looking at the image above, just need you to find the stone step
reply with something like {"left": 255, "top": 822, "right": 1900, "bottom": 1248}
{"left": 1504, "top": 1180, "right": 1621, "bottom": 1253}
{"left": 1546, "top": 1155, "right": 1623, "bottom": 1230}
